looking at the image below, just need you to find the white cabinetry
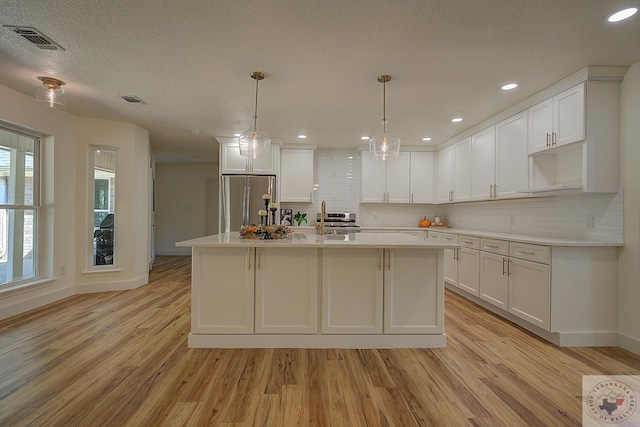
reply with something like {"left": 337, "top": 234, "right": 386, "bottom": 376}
{"left": 528, "top": 81, "right": 620, "bottom": 193}
{"left": 479, "top": 238, "right": 510, "bottom": 310}
{"left": 322, "top": 248, "right": 383, "bottom": 333}
{"left": 495, "top": 111, "right": 529, "bottom": 198}
{"left": 456, "top": 237, "right": 480, "bottom": 296}
{"left": 471, "top": 126, "right": 496, "bottom": 200}
{"left": 442, "top": 233, "right": 459, "bottom": 285}
{"left": 255, "top": 248, "right": 318, "bottom": 334}
{"left": 410, "top": 152, "right": 435, "bottom": 203}
{"left": 191, "top": 247, "right": 255, "bottom": 334}
{"left": 361, "top": 152, "right": 410, "bottom": 203}
{"left": 528, "top": 83, "right": 585, "bottom": 154}
{"left": 384, "top": 248, "right": 443, "bottom": 334}
{"left": 508, "top": 257, "right": 550, "bottom": 331}
{"left": 437, "top": 138, "right": 471, "bottom": 203}
{"left": 220, "top": 142, "right": 279, "bottom": 174}
{"left": 280, "top": 149, "right": 314, "bottom": 202}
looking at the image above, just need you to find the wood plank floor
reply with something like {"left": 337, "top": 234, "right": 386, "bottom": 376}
{"left": 1, "top": 255, "right": 639, "bottom": 426}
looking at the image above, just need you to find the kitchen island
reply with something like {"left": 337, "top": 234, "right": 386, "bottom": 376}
{"left": 176, "top": 232, "right": 458, "bottom": 348}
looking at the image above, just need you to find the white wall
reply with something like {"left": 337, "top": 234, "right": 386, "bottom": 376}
{"left": 618, "top": 61, "right": 640, "bottom": 352}
{"left": 0, "top": 83, "right": 151, "bottom": 319}
{"left": 155, "top": 163, "right": 217, "bottom": 255}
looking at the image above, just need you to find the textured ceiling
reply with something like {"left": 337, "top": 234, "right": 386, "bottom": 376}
{"left": 0, "top": 0, "right": 639, "bottom": 163}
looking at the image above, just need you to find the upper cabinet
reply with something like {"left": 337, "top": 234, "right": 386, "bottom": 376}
{"left": 280, "top": 149, "right": 314, "bottom": 202}
{"left": 220, "top": 142, "right": 279, "bottom": 175}
{"left": 361, "top": 152, "right": 411, "bottom": 203}
{"left": 528, "top": 83, "right": 585, "bottom": 155}
{"left": 437, "top": 137, "right": 471, "bottom": 203}
{"left": 471, "top": 126, "right": 496, "bottom": 201}
{"left": 528, "top": 80, "right": 620, "bottom": 193}
{"left": 495, "top": 111, "right": 529, "bottom": 198}
{"left": 410, "top": 152, "right": 435, "bottom": 203}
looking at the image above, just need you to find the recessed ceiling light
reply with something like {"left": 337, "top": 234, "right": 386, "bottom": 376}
{"left": 451, "top": 117, "right": 463, "bottom": 123}
{"left": 361, "top": 136, "right": 370, "bottom": 140}
{"left": 234, "top": 133, "right": 241, "bottom": 137}
{"left": 422, "top": 137, "right": 432, "bottom": 141}
{"left": 501, "top": 83, "right": 518, "bottom": 90}
{"left": 607, "top": 7, "right": 637, "bottom": 22}
{"left": 298, "top": 134, "right": 307, "bottom": 139}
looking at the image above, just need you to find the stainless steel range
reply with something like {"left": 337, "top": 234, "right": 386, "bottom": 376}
{"left": 316, "top": 212, "right": 360, "bottom": 235}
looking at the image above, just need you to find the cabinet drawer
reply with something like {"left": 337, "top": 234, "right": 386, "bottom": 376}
{"left": 458, "top": 235, "right": 480, "bottom": 249}
{"left": 480, "top": 238, "right": 509, "bottom": 256}
{"left": 427, "top": 231, "right": 442, "bottom": 240}
{"left": 509, "top": 242, "right": 550, "bottom": 264}
{"left": 441, "top": 233, "right": 459, "bottom": 244}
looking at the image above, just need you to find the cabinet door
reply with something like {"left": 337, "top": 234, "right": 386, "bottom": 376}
{"left": 384, "top": 248, "right": 443, "bottom": 334}
{"left": 280, "top": 149, "right": 314, "bottom": 202}
{"left": 457, "top": 248, "right": 480, "bottom": 296}
{"left": 191, "top": 247, "right": 254, "bottom": 334}
{"left": 322, "top": 248, "right": 383, "bottom": 333}
{"left": 255, "top": 247, "right": 318, "bottom": 334}
{"left": 508, "top": 258, "right": 550, "bottom": 331}
{"left": 361, "top": 155, "right": 386, "bottom": 202}
{"left": 528, "top": 98, "right": 553, "bottom": 154}
{"left": 442, "top": 234, "right": 459, "bottom": 285}
{"left": 250, "top": 144, "right": 279, "bottom": 174}
{"left": 437, "top": 145, "right": 453, "bottom": 203}
{"left": 479, "top": 251, "right": 509, "bottom": 310}
{"left": 471, "top": 126, "right": 496, "bottom": 200}
{"left": 496, "top": 111, "right": 529, "bottom": 198}
{"left": 553, "top": 83, "right": 585, "bottom": 148}
{"left": 220, "top": 143, "right": 249, "bottom": 173}
{"left": 452, "top": 137, "right": 472, "bottom": 202}
{"left": 385, "top": 152, "right": 411, "bottom": 203}
{"left": 410, "top": 152, "right": 435, "bottom": 203}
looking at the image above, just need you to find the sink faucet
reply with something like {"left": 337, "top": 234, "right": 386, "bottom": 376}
{"left": 319, "top": 200, "right": 326, "bottom": 235}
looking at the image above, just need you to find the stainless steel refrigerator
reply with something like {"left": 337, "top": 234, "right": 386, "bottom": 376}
{"left": 220, "top": 174, "right": 276, "bottom": 232}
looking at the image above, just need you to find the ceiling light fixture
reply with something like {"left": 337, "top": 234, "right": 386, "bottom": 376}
{"left": 422, "top": 137, "right": 432, "bottom": 141}
{"left": 369, "top": 75, "right": 400, "bottom": 160}
{"left": 452, "top": 117, "right": 463, "bottom": 123}
{"left": 35, "top": 76, "right": 66, "bottom": 108}
{"left": 501, "top": 83, "right": 518, "bottom": 90}
{"left": 298, "top": 134, "right": 307, "bottom": 139}
{"left": 361, "top": 136, "right": 370, "bottom": 140}
{"left": 238, "top": 71, "right": 270, "bottom": 158}
{"left": 607, "top": 7, "right": 638, "bottom": 22}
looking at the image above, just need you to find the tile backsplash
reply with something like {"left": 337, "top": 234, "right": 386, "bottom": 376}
{"left": 282, "top": 149, "right": 623, "bottom": 242}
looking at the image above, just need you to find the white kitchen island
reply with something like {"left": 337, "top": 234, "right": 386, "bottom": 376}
{"left": 176, "top": 232, "right": 458, "bottom": 349}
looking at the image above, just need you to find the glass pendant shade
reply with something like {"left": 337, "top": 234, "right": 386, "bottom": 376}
{"left": 238, "top": 71, "right": 270, "bottom": 158}
{"left": 239, "top": 125, "right": 271, "bottom": 159}
{"left": 36, "top": 77, "right": 66, "bottom": 108}
{"left": 369, "top": 75, "right": 400, "bottom": 160}
{"left": 370, "top": 120, "right": 400, "bottom": 160}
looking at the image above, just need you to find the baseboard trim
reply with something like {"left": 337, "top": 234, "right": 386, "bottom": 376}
{"left": 618, "top": 334, "right": 640, "bottom": 355}
{"left": 0, "top": 286, "right": 75, "bottom": 321}
{"left": 75, "top": 275, "right": 149, "bottom": 294}
{"left": 156, "top": 249, "right": 191, "bottom": 256}
{"left": 188, "top": 333, "right": 447, "bottom": 349}
{"left": 445, "top": 284, "right": 619, "bottom": 348}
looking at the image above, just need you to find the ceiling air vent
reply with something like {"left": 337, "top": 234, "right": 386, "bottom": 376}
{"left": 121, "top": 95, "right": 147, "bottom": 105}
{"left": 3, "top": 26, "right": 65, "bottom": 51}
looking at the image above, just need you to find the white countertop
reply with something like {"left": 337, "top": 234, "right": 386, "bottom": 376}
{"left": 362, "top": 226, "right": 623, "bottom": 247}
{"left": 176, "top": 232, "right": 459, "bottom": 249}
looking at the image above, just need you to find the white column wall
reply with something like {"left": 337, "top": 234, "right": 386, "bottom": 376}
{"left": 618, "top": 61, "right": 640, "bottom": 353}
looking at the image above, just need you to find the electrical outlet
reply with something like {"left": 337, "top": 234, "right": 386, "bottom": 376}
{"left": 60, "top": 265, "right": 66, "bottom": 275}
{"left": 586, "top": 214, "right": 595, "bottom": 228}
{"left": 510, "top": 215, "right": 515, "bottom": 226}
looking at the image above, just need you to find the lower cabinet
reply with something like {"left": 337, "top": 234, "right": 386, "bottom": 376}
{"left": 479, "top": 251, "right": 509, "bottom": 310}
{"left": 442, "top": 233, "right": 459, "bottom": 284}
{"left": 508, "top": 257, "right": 550, "bottom": 331}
{"left": 322, "top": 248, "right": 383, "bottom": 334}
{"left": 457, "top": 247, "right": 480, "bottom": 296}
{"left": 322, "top": 247, "right": 444, "bottom": 335}
{"left": 191, "top": 247, "right": 255, "bottom": 334}
{"left": 255, "top": 247, "right": 318, "bottom": 334}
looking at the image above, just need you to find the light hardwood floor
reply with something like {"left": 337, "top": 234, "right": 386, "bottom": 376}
{"left": 0, "top": 255, "right": 639, "bottom": 426}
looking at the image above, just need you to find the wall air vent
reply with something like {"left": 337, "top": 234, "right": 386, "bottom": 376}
{"left": 3, "top": 26, "right": 65, "bottom": 51}
{"left": 121, "top": 95, "right": 147, "bottom": 105}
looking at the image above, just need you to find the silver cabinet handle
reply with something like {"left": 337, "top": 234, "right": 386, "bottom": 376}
{"left": 502, "top": 257, "right": 507, "bottom": 275}
{"left": 248, "top": 248, "right": 253, "bottom": 270}
{"left": 508, "top": 259, "right": 512, "bottom": 276}
{"left": 257, "top": 248, "right": 263, "bottom": 269}
{"left": 552, "top": 132, "right": 557, "bottom": 146}
{"left": 387, "top": 249, "right": 391, "bottom": 270}
{"left": 411, "top": 192, "right": 414, "bottom": 203}
{"left": 546, "top": 133, "right": 550, "bottom": 147}
{"left": 494, "top": 184, "right": 498, "bottom": 198}
{"left": 378, "top": 249, "right": 382, "bottom": 270}
{"left": 517, "top": 250, "right": 535, "bottom": 255}
{"left": 462, "top": 240, "right": 473, "bottom": 244}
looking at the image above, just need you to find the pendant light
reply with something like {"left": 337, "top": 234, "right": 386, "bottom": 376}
{"left": 36, "top": 76, "right": 66, "bottom": 108}
{"left": 239, "top": 71, "right": 271, "bottom": 158}
{"left": 369, "top": 75, "right": 400, "bottom": 160}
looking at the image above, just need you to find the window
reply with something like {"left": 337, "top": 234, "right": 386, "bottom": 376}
{"left": 90, "top": 147, "right": 117, "bottom": 267}
{"left": 0, "top": 126, "right": 39, "bottom": 288}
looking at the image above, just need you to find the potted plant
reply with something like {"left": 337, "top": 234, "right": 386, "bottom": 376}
{"left": 293, "top": 211, "right": 307, "bottom": 226}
